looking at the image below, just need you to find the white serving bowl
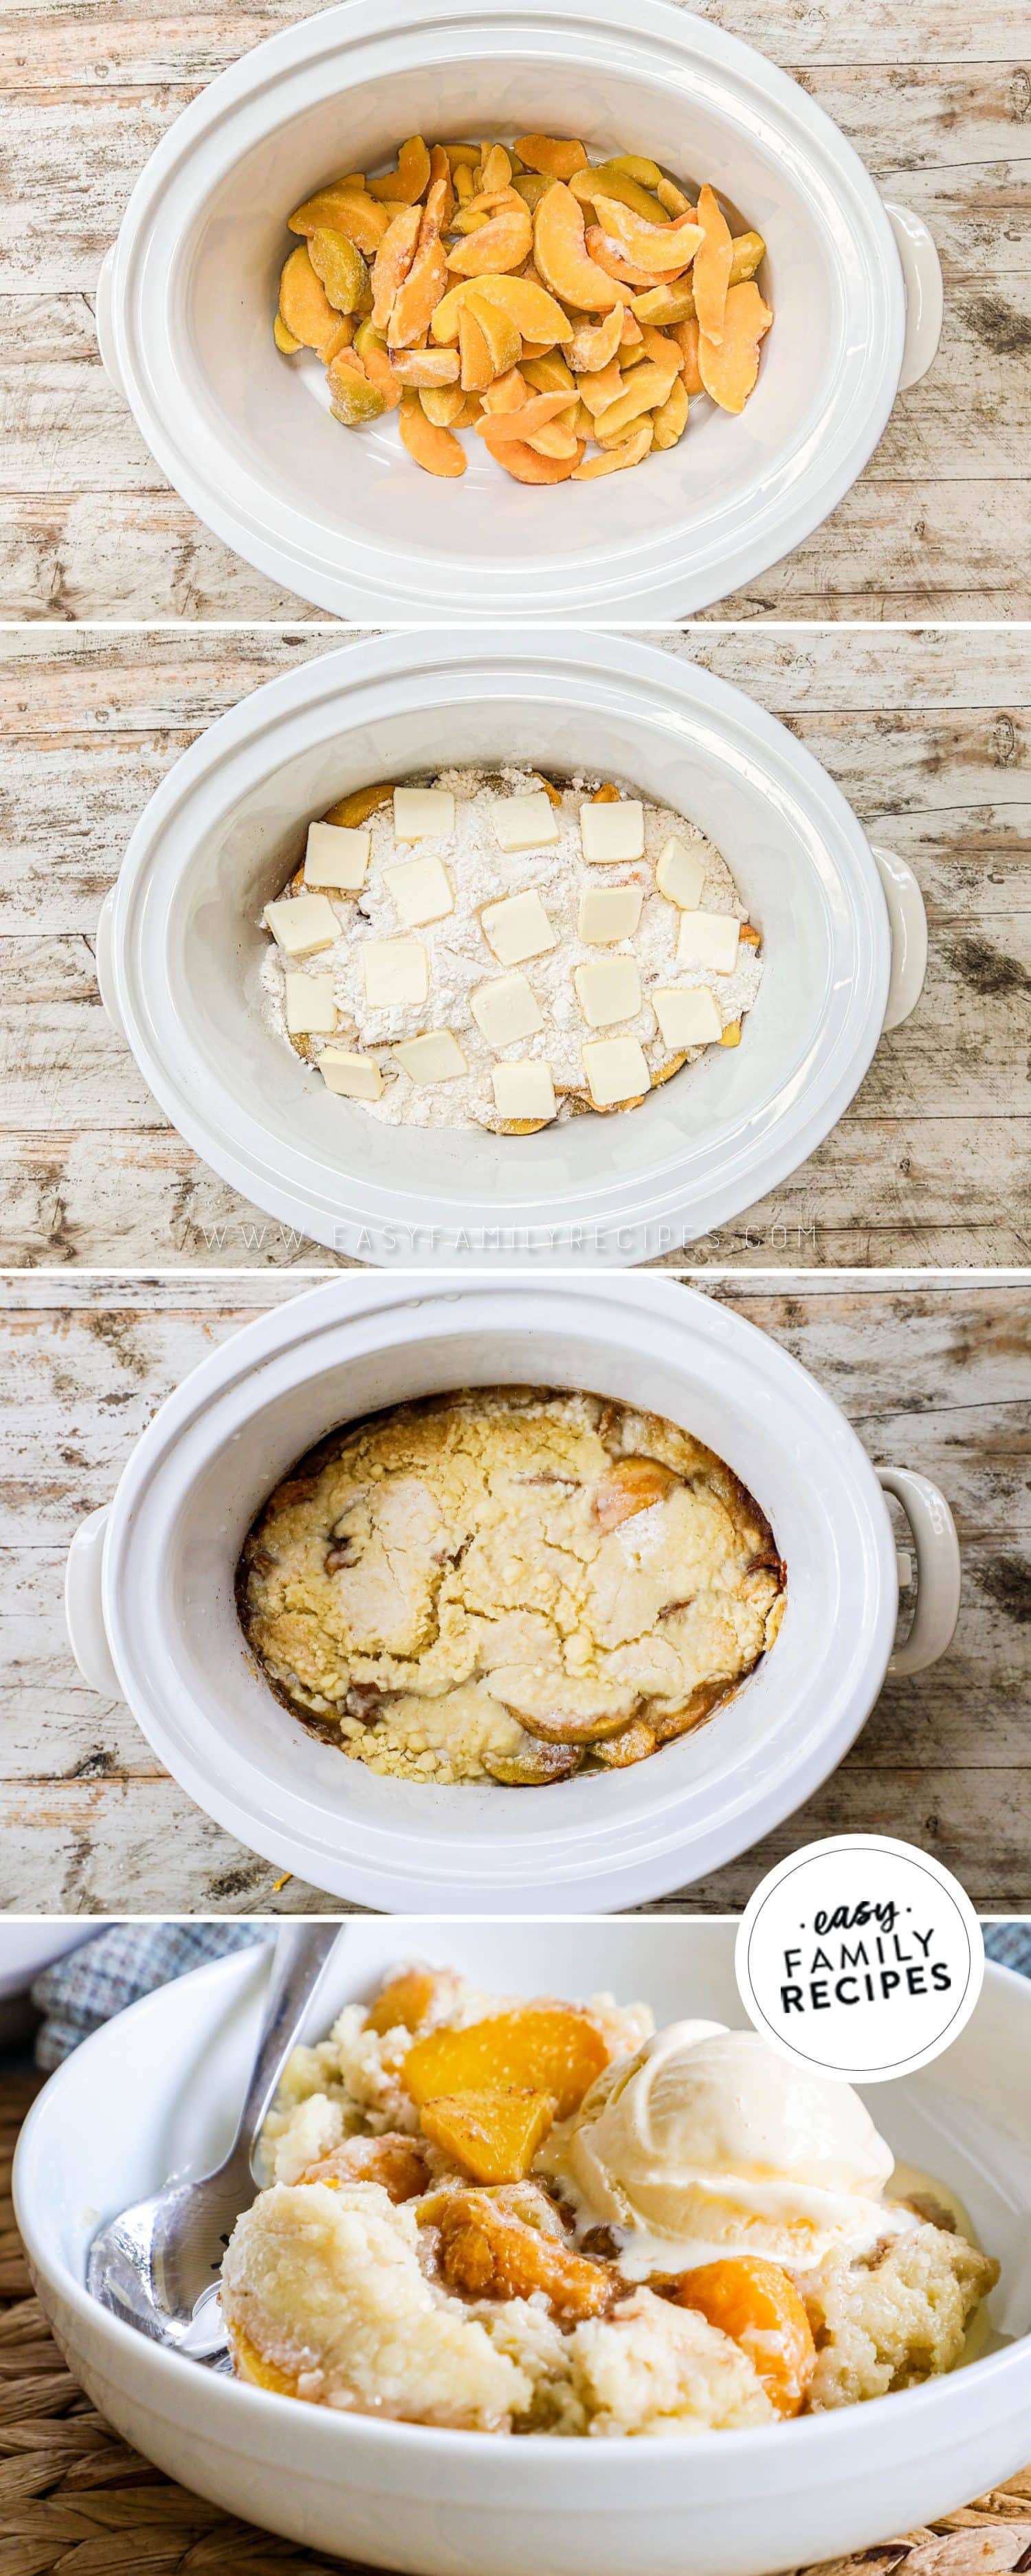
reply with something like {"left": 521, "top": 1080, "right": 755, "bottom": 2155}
{"left": 0, "top": 1924, "right": 96, "bottom": 2002}
{"left": 95, "top": 630, "right": 927, "bottom": 1266}
{"left": 63, "top": 1272, "right": 960, "bottom": 1913}
{"left": 93, "top": 0, "right": 942, "bottom": 619}
{"left": 14, "top": 1922, "right": 1031, "bottom": 2575}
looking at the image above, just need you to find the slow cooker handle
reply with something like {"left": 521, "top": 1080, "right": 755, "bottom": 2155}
{"left": 94, "top": 886, "right": 128, "bottom": 1042}
{"left": 877, "top": 1467, "right": 961, "bottom": 1676}
{"left": 65, "top": 1506, "right": 121, "bottom": 1699}
{"left": 883, "top": 203, "right": 944, "bottom": 391}
{"left": 93, "top": 247, "right": 126, "bottom": 400}
{"left": 872, "top": 845, "right": 928, "bottom": 1031}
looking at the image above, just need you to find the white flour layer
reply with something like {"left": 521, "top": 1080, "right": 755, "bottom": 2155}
{"left": 258, "top": 766, "right": 763, "bottom": 1131}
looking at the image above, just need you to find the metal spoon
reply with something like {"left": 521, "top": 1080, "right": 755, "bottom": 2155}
{"left": 87, "top": 1924, "right": 340, "bottom": 2357}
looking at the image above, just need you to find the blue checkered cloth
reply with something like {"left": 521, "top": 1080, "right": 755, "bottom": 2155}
{"left": 31, "top": 1924, "right": 269, "bottom": 2069}
{"left": 984, "top": 1921, "right": 1031, "bottom": 1979}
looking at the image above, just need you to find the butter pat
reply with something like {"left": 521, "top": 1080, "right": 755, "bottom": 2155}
{"left": 384, "top": 854, "right": 454, "bottom": 928}
{"left": 393, "top": 786, "right": 455, "bottom": 841}
{"left": 362, "top": 939, "right": 428, "bottom": 1007}
{"left": 319, "top": 1050, "right": 383, "bottom": 1100}
{"left": 481, "top": 889, "right": 557, "bottom": 966}
{"left": 582, "top": 1034, "right": 651, "bottom": 1107}
{"left": 491, "top": 1061, "right": 557, "bottom": 1123}
{"left": 656, "top": 835, "right": 705, "bottom": 910}
{"left": 285, "top": 973, "right": 337, "bottom": 1035}
{"left": 303, "top": 821, "right": 370, "bottom": 891}
{"left": 395, "top": 1030, "right": 467, "bottom": 1086}
{"left": 653, "top": 986, "right": 722, "bottom": 1049}
{"left": 264, "top": 893, "right": 338, "bottom": 959}
{"left": 676, "top": 911, "right": 740, "bottom": 974}
{"left": 471, "top": 973, "right": 544, "bottom": 1047}
{"left": 574, "top": 955, "right": 642, "bottom": 1029}
{"left": 578, "top": 884, "right": 643, "bottom": 944}
{"left": 580, "top": 799, "right": 645, "bottom": 864}
{"left": 491, "top": 790, "right": 560, "bottom": 853}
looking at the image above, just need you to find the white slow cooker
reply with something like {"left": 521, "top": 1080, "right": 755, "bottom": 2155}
{"left": 95, "top": 630, "right": 928, "bottom": 1266}
{"left": 93, "top": 0, "right": 943, "bottom": 618}
{"left": 64, "top": 1273, "right": 961, "bottom": 1911}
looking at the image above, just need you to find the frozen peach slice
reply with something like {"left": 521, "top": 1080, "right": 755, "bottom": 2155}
{"left": 368, "top": 135, "right": 432, "bottom": 203}
{"left": 370, "top": 201, "right": 421, "bottom": 329}
{"left": 488, "top": 434, "right": 584, "bottom": 483}
{"left": 447, "top": 205, "right": 533, "bottom": 277}
{"left": 533, "top": 183, "right": 624, "bottom": 313}
{"left": 569, "top": 163, "right": 671, "bottom": 226}
{"left": 475, "top": 389, "right": 574, "bottom": 443}
{"left": 698, "top": 280, "right": 772, "bottom": 412}
{"left": 566, "top": 302, "right": 625, "bottom": 374}
{"left": 672, "top": 2258, "right": 817, "bottom": 2418}
{"left": 730, "top": 229, "right": 766, "bottom": 286}
{"left": 593, "top": 197, "right": 703, "bottom": 276}
{"left": 432, "top": 273, "right": 571, "bottom": 347}
{"left": 326, "top": 352, "right": 386, "bottom": 426}
{"left": 480, "top": 142, "right": 513, "bottom": 192}
{"left": 324, "top": 782, "right": 392, "bottom": 829}
{"left": 632, "top": 281, "right": 696, "bottom": 326}
{"left": 364, "top": 1966, "right": 443, "bottom": 2034}
{"left": 273, "top": 312, "right": 301, "bottom": 354}
{"left": 389, "top": 344, "right": 460, "bottom": 386}
{"left": 404, "top": 2006, "right": 610, "bottom": 2118}
{"left": 692, "top": 181, "right": 733, "bottom": 344}
{"left": 465, "top": 290, "right": 522, "bottom": 375}
{"left": 278, "top": 243, "right": 342, "bottom": 356}
{"left": 526, "top": 421, "right": 579, "bottom": 460}
{"left": 289, "top": 188, "right": 391, "bottom": 257}
{"left": 419, "top": 383, "right": 466, "bottom": 427}
{"left": 656, "top": 177, "right": 692, "bottom": 216}
{"left": 521, "top": 351, "right": 575, "bottom": 398}
{"left": 571, "top": 420, "right": 653, "bottom": 477}
{"left": 480, "top": 365, "right": 529, "bottom": 414}
{"left": 353, "top": 322, "right": 402, "bottom": 408}
{"left": 298, "top": 2133, "right": 429, "bottom": 2201}
{"left": 592, "top": 360, "right": 678, "bottom": 441}
{"left": 397, "top": 388, "right": 467, "bottom": 475}
{"left": 436, "top": 2190, "right": 614, "bottom": 2319}
{"left": 595, "top": 1455, "right": 680, "bottom": 1529}
{"left": 515, "top": 133, "right": 588, "bottom": 179}
{"left": 674, "top": 315, "right": 705, "bottom": 395}
{"left": 652, "top": 375, "right": 689, "bottom": 448}
{"left": 420, "top": 2087, "right": 554, "bottom": 2184}
{"left": 458, "top": 303, "right": 496, "bottom": 391}
{"left": 575, "top": 356, "right": 624, "bottom": 417}
{"left": 585, "top": 228, "right": 680, "bottom": 294}
{"left": 388, "top": 237, "right": 448, "bottom": 346}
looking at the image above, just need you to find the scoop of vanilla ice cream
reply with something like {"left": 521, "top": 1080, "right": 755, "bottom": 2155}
{"left": 557, "top": 2021, "right": 902, "bottom": 2277}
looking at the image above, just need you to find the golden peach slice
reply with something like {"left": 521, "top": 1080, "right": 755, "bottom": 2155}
{"left": 573, "top": 421, "right": 653, "bottom": 476}
{"left": 592, "top": 360, "right": 677, "bottom": 441}
{"left": 638, "top": 324, "right": 683, "bottom": 370}
{"left": 397, "top": 387, "right": 467, "bottom": 475}
{"left": 419, "top": 383, "right": 467, "bottom": 427}
{"left": 324, "top": 782, "right": 392, "bottom": 829}
{"left": 520, "top": 349, "right": 575, "bottom": 396}
{"left": 672, "top": 2258, "right": 817, "bottom": 2418}
{"left": 481, "top": 1735, "right": 583, "bottom": 1784}
{"left": 298, "top": 2133, "right": 430, "bottom": 2202}
{"left": 278, "top": 243, "right": 342, "bottom": 356}
{"left": 436, "top": 2190, "right": 614, "bottom": 2320}
{"left": 593, "top": 199, "right": 703, "bottom": 276}
{"left": 480, "top": 142, "right": 513, "bottom": 192}
{"left": 353, "top": 321, "right": 402, "bottom": 408}
{"left": 609, "top": 152, "right": 665, "bottom": 187}
{"left": 720, "top": 1019, "right": 742, "bottom": 1047}
{"left": 525, "top": 421, "right": 579, "bottom": 460}
{"left": 368, "top": 135, "right": 431, "bottom": 203}
{"left": 731, "top": 230, "right": 766, "bottom": 286}
{"left": 324, "top": 316, "right": 356, "bottom": 361}
{"left": 420, "top": 2088, "right": 555, "bottom": 2184}
{"left": 582, "top": 229, "right": 656, "bottom": 294}
{"left": 405, "top": 2007, "right": 610, "bottom": 2117}
{"left": 389, "top": 344, "right": 460, "bottom": 387}
{"left": 632, "top": 281, "right": 696, "bottom": 325}
{"left": 656, "top": 176, "right": 692, "bottom": 217}
{"left": 511, "top": 172, "right": 555, "bottom": 213}
{"left": 566, "top": 302, "right": 625, "bottom": 374}
{"left": 592, "top": 783, "right": 621, "bottom": 801}
{"left": 673, "top": 315, "right": 705, "bottom": 395}
{"left": 364, "top": 1965, "right": 443, "bottom": 2034}
{"left": 476, "top": 389, "right": 576, "bottom": 445}
{"left": 273, "top": 311, "right": 301, "bottom": 355}
{"left": 458, "top": 303, "right": 496, "bottom": 391}
{"left": 692, "top": 181, "right": 733, "bottom": 343}
{"left": 593, "top": 1718, "right": 658, "bottom": 1766}
{"left": 575, "top": 356, "right": 624, "bottom": 417}
{"left": 326, "top": 352, "right": 386, "bottom": 427}
{"left": 370, "top": 201, "right": 421, "bottom": 330}
{"left": 480, "top": 365, "right": 529, "bottom": 414}
{"left": 388, "top": 237, "right": 448, "bottom": 347}
{"left": 570, "top": 162, "right": 671, "bottom": 226}
{"left": 289, "top": 188, "right": 391, "bottom": 257}
{"left": 652, "top": 375, "right": 689, "bottom": 448}
{"left": 515, "top": 133, "right": 588, "bottom": 179}
{"left": 595, "top": 1455, "right": 680, "bottom": 1529}
{"left": 432, "top": 274, "right": 571, "bottom": 346}
{"left": 698, "top": 280, "right": 772, "bottom": 412}
{"left": 534, "top": 183, "right": 624, "bottom": 313}
{"left": 465, "top": 291, "right": 522, "bottom": 374}
{"left": 447, "top": 206, "right": 533, "bottom": 277}
{"left": 442, "top": 142, "right": 483, "bottom": 170}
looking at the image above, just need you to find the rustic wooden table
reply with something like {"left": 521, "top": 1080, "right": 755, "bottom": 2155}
{"left": 1, "top": 624, "right": 1028, "bottom": 1272}
{"left": 3, "top": 1269, "right": 1026, "bottom": 1916}
{"left": 1, "top": 0, "right": 1028, "bottom": 621}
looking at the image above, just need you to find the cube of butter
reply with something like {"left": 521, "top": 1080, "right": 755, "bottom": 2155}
{"left": 574, "top": 955, "right": 642, "bottom": 1029}
{"left": 384, "top": 854, "right": 454, "bottom": 928}
{"left": 491, "top": 790, "right": 560, "bottom": 854}
{"left": 676, "top": 912, "right": 740, "bottom": 975}
{"left": 480, "top": 889, "right": 557, "bottom": 966}
{"left": 579, "top": 799, "right": 645, "bottom": 864}
{"left": 285, "top": 972, "right": 337, "bottom": 1035}
{"left": 653, "top": 986, "right": 722, "bottom": 1050}
{"left": 319, "top": 1050, "right": 383, "bottom": 1101}
{"left": 304, "top": 821, "right": 370, "bottom": 891}
{"left": 393, "top": 786, "right": 455, "bottom": 841}
{"left": 470, "top": 973, "right": 544, "bottom": 1047}
{"left": 582, "top": 1034, "right": 651, "bottom": 1108}
{"left": 577, "top": 884, "right": 643, "bottom": 944}
{"left": 361, "top": 939, "right": 428, "bottom": 1007}
{"left": 395, "top": 1030, "right": 468, "bottom": 1086}
{"left": 491, "top": 1061, "right": 557, "bottom": 1124}
{"left": 655, "top": 834, "right": 705, "bottom": 910}
{"left": 264, "top": 893, "right": 338, "bottom": 959}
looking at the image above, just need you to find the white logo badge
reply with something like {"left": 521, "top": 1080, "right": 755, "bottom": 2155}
{"left": 735, "top": 1836, "right": 984, "bottom": 2083}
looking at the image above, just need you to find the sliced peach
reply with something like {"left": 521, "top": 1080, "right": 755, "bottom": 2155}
{"left": 432, "top": 273, "right": 570, "bottom": 348}
{"left": 368, "top": 135, "right": 431, "bottom": 203}
{"left": 273, "top": 311, "right": 301, "bottom": 354}
{"left": 388, "top": 236, "right": 448, "bottom": 347}
{"left": 656, "top": 176, "right": 692, "bottom": 217}
{"left": 566, "top": 302, "right": 625, "bottom": 374}
{"left": 404, "top": 2007, "right": 610, "bottom": 2118}
{"left": 692, "top": 182, "right": 733, "bottom": 344}
{"left": 278, "top": 243, "right": 342, "bottom": 357}
{"left": 476, "top": 390, "right": 577, "bottom": 445}
{"left": 639, "top": 325, "right": 683, "bottom": 372}
{"left": 511, "top": 171, "right": 555, "bottom": 214}
{"left": 698, "top": 280, "right": 772, "bottom": 412}
{"left": 576, "top": 356, "right": 624, "bottom": 418}
{"left": 480, "top": 366, "right": 529, "bottom": 415}
{"left": 592, "top": 1716, "right": 658, "bottom": 1764}
{"left": 353, "top": 321, "right": 402, "bottom": 408}
{"left": 526, "top": 421, "right": 579, "bottom": 460}
{"left": 458, "top": 303, "right": 496, "bottom": 391}
{"left": 465, "top": 291, "right": 522, "bottom": 375}
{"left": 674, "top": 316, "right": 705, "bottom": 395}
{"left": 480, "top": 142, "right": 513, "bottom": 192}
{"left": 534, "top": 183, "right": 623, "bottom": 313}
{"left": 632, "top": 281, "right": 696, "bottom": 326}
{"left": 454, "top": 162, "right": 474, "bottom": 206}
{"left": 619, "top": 307, "right": 644, "bottom": 348}
{"left": 326, "top": 352, "right": 386, "bottom": 427}
{"left": 592, "top": 360, "right": 678, "bottom": 441}
{"left": 572, "top": 421, "right": 653, "bottom": 478}
{"left": 397, "top": 388, "right": 466, "bottom": 475}
{"left": 595, "top": 1456, "right": 680, "bottom": 1529}
{"left": 515, "top": 134, "right": 588, "bottom": 180}
{"left": 289, "top": 188, "right": 391, "bottom": 258}
{"left": 593, "top": 197, "right": 703, "bottom": 276}
{"left": 364, "top": 1966, "right": 443, "bottom": 2034}
{"left": 419, "top": 383, "right": 467, "bottom": 428}
{"left": 652, "top": 375, "right": 689, "bottom": 449}
{"left": 570, "top": 163, "right": 671, "bottom": 226}
{"left": 452, "top": 185, "right": 526, "bottom": 236}
{"left": 420, "top": 2087, "right": 554, "bottom": 2184}
{"left": 672, "top": 2258, "right": 817, "bottom": 2418}
{"left": 485, "top": 438, "right": 581, "bottom": 482}
{"left": 447, "top": 205, "right": 533, "bottom": 277}
{"left": 519, "top": 350, "right": 575, "bottom": 397}
{"left": 435, "top": 2191, "right": 614, "bottom": 2320}
{"left": 583, "top": 230, "right": 658, "bottom": 295}
{"left": 298, "top": 2132, "right": 429, "bottom": 2201}
{"left": 427, "top": 144, "right": 455, "bottom": 223}
{"left": 730, "top": 229, "right": 766, "bottom": 287}
{"left": 389, "top": 344, "right": 460, "bottom": 387}
{"left": 592, "top": 784, "right": 621, "bottom": 801}
{"left": 370, "top": 201, "right": 421, "bottom": 330}
{"left": 324, "top": 782, "right": 392, "bottom": 829}
{"left": 324, "top": 316, "right": 356, "bottom": 362}
{"left": 482, "top": 1735, "right": 582, "bottom": 1784}
{"left": 442, "top": 142, "right": 483, "bottom": 171}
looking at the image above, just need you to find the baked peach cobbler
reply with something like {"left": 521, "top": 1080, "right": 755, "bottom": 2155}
{"left": 220, "top": 1965, "right": 998, "bottom": 2434}
{"left": 236, "top": 1387, "right": 786, "bottom": 1784}
{"left": 273, "top": 133, "right": 772, "bottom": 485}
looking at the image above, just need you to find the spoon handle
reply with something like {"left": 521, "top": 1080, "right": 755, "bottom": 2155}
{"left": 231, "top": 1925, "right": 341, "bottom": 2177}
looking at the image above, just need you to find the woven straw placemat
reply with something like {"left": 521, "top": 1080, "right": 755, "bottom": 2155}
{"left": 4, "top": 2070, "right": 1030, "bottom": 2576}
